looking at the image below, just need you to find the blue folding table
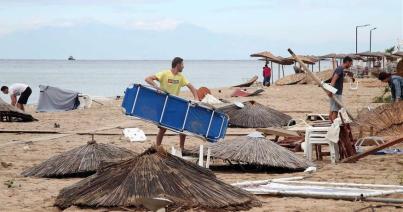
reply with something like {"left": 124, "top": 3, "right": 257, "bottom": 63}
{"left": 122, "top": 84, "right": 229, "bottom": 142}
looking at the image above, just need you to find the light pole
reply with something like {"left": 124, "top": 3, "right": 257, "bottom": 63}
{"left": 356, "top": 24, "right": 370, "bottom": 53}
{"left": 370, "top": 27, "right": 377, "bottom": 52}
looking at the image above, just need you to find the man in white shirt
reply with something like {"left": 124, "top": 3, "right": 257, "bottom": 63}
{"left": 1, "top": 83, "right": 32, "bottom": 111}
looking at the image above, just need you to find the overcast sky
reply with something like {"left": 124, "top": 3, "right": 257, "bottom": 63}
{"left": 0, "top": 0, "right": 402, "bottom": 59}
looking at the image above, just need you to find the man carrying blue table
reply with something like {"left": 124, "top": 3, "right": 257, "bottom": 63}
{"left": 145, "top": 57, "right": 199, "bottom": 150}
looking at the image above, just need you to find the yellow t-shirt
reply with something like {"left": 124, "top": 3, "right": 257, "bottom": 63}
{"left": 155, "top": 70, "right": 189, "bottom": 95}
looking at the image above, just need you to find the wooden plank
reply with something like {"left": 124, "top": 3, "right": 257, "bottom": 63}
{"left": 0, "top": 130, "right": 60, "bottom": 134}
{"left": 257, "top": 128, "right": 300, "bottom": 137}
{"left": 342, "top": 137, "right": 403, "bottom": 163}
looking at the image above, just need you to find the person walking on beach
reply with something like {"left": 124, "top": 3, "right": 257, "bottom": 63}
{"left": 262, "top": 64, "right": 271, "bottom": 86}
{"left": 377, "top": 72, "right": 402, "bottom": 102}
{"left": 1, "top": 83, "right": 32, "bottom": 111}
{"left": 145, "top": 57, "right": 199, "bottom": 151}
{"left": 327, "top": 56, "right": 353, "bottom": 122}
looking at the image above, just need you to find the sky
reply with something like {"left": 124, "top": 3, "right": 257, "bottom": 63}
{"left": 0, "top": 0, "right": 402, "bottom": 59}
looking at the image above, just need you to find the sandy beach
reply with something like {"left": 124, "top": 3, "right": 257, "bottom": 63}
{"left": 1, "top": 78, "right": 402, "bottom": 211}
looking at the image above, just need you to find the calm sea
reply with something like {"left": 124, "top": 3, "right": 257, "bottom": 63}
{"left": 0, "top": 60, "right": 332, "bottom": 103}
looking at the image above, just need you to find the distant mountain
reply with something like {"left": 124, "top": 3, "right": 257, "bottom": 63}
{"left": 0, "top": 22, "right": 264, "bottom": 60}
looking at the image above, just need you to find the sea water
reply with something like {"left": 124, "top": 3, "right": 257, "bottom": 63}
{"left": 0, "top": 59, "right": 333, "bottom": 104}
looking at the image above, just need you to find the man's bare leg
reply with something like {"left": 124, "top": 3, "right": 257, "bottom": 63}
{"left": 156, "top": 128, "right": 167, "bottom": 146}
{"left": 179, "top": 134, "right": 186, "bottom": 150}
{"left": 16, "top": 103, "right": 24, "bottom": 111}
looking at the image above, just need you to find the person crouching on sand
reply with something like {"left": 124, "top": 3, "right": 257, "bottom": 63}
{"left": 377, "top": 72, "right": 403, "bottom": 102}
{"left": 327, "top": 56, "right": 353, "bottom": 122}
{"left": 1, "top": 83, "right": 32, "bottom": 111}
{"left": 145, "top": 57, "right": 199, "bottom": 151}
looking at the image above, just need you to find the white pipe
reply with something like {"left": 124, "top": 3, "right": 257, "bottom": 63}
{"left": 198, "top": 145, "right": 204, "bottom": 167}
{"left": 272, "top": 180, "right": 403, "bottom": 190}
{"left": 206, "top": 148, "right": 211, "bottom": 169}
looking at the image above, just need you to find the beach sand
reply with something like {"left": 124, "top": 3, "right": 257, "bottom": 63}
{"left": 1, "top": 78, "right": 402, "bottom": 211}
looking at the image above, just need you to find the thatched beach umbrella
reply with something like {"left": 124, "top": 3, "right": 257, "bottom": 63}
{"left": 21, "top": 138, "right": 135, "bottom": 178}
{"left": 54, "top": 146, "right": 261, "bottom": 211}
{"left": 188, "top": 132, "right": 312, "bottom": 170}
{"left": 275, "top": 73, "right": 306, "bottom": 85}
{"left": 393, "top": 51, "right": 403, "bottom": 57}
{"left": 0, "top": 98, "right": 37, "bottom": 122}
{"left": 218, "top": 101, "right": 292, "bottom": 128}
{"left": 354, "top": 102, "right": 403, "bottom": 138}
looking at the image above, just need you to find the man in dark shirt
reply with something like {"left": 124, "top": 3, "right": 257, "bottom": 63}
{"left": 327, "top": 56, "right": 353, "bottom": 122}
{"left": 378, "top": 72, "right": 403, "bottom": 102}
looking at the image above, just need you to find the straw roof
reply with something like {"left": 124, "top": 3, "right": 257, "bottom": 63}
{"left": 0, "top": 98, "right": 37, "bottom": 122}
{"left": 275, "top": 73, "right": 306, "bottom": 85}
{"left": 187, "top": 133, "right": 312, "bottom": 170}
{"left": 21, "top": 139, "right": 135, "bottom": 178}
{"left": 357, "top": 51, "right": 385, "bottom": 58}
{"left": 286, "top": 55, "right": 317, "bottom": 64}
{"left": 250, "top": 51, "right": 281, "bottom": 63}
{"left": 54, "top": 146, "right": 261, "bottom": 211}
{"left": 393, "top": 51, "right": 403, "bottom": 57}
{"left": 217, "top": 101, "right": 292, "bottom": 128}
{"left": 320, "top": 53, "right": 363, "bottom": 60}
{"left": 354, "top": 102, "right": 403, "bottom": 138}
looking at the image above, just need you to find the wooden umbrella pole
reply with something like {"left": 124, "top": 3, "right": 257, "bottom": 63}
{"left": 287, "top": 49, "right": 353, "bottom": 119}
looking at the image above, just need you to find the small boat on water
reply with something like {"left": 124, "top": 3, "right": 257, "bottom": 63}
{"left": 68, "top": 56, "right": 75, "bottom": 61}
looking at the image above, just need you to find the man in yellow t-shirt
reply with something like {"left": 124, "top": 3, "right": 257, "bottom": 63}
{"left": 145, "top": 57, "right": 199, "bottom": 150}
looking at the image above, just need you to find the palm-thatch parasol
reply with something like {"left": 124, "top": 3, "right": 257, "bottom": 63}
{"left": 353, "top": 102, "right": 403, "bottom": 138}
{"left": 0, "top": 97, "right": 37, "bottom": 122}
{"left": 187, "top": 132, "right": 312, "bottom": 170}
{"left": 275, "top": 73, "right": 306, "bottom": 85}
{"left": 54, "top": 146, "right": 261, "bottom": 211}
{"left": 302, "top": 69, "right": 333, "bottom": 84}
{"left": 250, "top": 51, "right": 281, "bottom": 63}
{"left": 217, "top": 101, "right": 292, "bottom": 128}
{"left": 393, "top": 51, "right": 403, "bottom": 57}
{"left": 21, "top": 138, "right": 135, "bottom": 178}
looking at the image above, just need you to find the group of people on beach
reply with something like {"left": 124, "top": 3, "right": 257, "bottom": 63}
{"left": 1, "top": 56, "right": 402, "bottom": 150}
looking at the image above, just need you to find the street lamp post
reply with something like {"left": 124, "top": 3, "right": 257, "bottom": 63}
{"left": 356, "top": 24, "right": 370, "bottom": 53}
{"left": 370, "top": 27, "right": 377, "bottom": 52}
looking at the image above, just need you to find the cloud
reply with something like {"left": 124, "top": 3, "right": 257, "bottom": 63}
{"left": 126, "top": 19, "right": 181, "bottom": 31}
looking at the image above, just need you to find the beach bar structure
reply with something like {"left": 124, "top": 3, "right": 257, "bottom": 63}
{"left": 250, "top": 51, "right": 294, "bottom": 84}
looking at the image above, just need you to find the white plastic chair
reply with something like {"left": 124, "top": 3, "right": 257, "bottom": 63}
{"left": 304, "top": 122, "right": 340, "bottom": 164}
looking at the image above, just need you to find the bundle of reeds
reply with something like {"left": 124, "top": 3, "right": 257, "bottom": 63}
{"left": 302, "top": 69, "right": 333, "bottom": 84}
{"left": 187, "top": 134, "right": 312, "bottom": 170}
{"left": 21, "top": 139, "right": 135, "bottom": 178}
{"left": 0, "top": 98, "right": 37, "bottom": 122}
{"left": 218, "top": 101, "right": 292, "bottom": 128}
{"left": 54, "top": 146, "right": 261, "bottom": 211}
{"left": 354, "top": 102, "right": 403, "bottom": 138}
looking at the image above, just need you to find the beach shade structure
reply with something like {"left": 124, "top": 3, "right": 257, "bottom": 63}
{"left": 275, "top": 73, "right": 306, "bottom": 85}
{"left": 250, "top": 51, "right": 281, "bottom": 63}
{"left": 301, "top": 69, "right": 333, "bottom": 84}
{"left": 217, "top": 101, "right": 292, "bottom": 128}
{"left": 54, "top": 146, "right": 261, "bottom": 211}
{"left": 21, "top": 138, "right": 135, "bottom": 178}
{"left": 187, "top": 132, "right": 312, "bottom": 170}
{"left": 393, "top": 51, "right": 403, "bottom": 57}
{"left": 356, "top": 51, "right": 385, "bottom": 58}
{"left": 0, "top": 97, "right": 37, "bottom": 122}
{"left": 232, "top": 75, "right": 258, "bottom": 87}
{"left": 37, "top": 85, "right": 80, "bottom": 112}
{"left": 354, "top": 102, "right": 403, "bottom": 138}
{"left": 231, "top": 88, "right": 264, "bottom": 97}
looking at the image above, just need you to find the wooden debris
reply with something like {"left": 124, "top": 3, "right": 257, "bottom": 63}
{"left": 342, "top": 137, "right": 403, "bottom": 163}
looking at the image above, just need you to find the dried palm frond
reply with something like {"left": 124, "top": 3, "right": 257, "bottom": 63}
{"left": 54, "top": 146, "right": 261, "bottom": 211}
{"left": 187, "top": 133, "right": 312, "bottom": 170}
{"left": 21, "top": 139, "right": 135, "bottom": 178}
{"left": 353, "top": 102, "right": 403, "bottom": 138}
{"left": 218, "top": 101, "right": 292, "bottom": 128}
{"left": 0, "top": 98, "right": 37, "bottom": 122}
